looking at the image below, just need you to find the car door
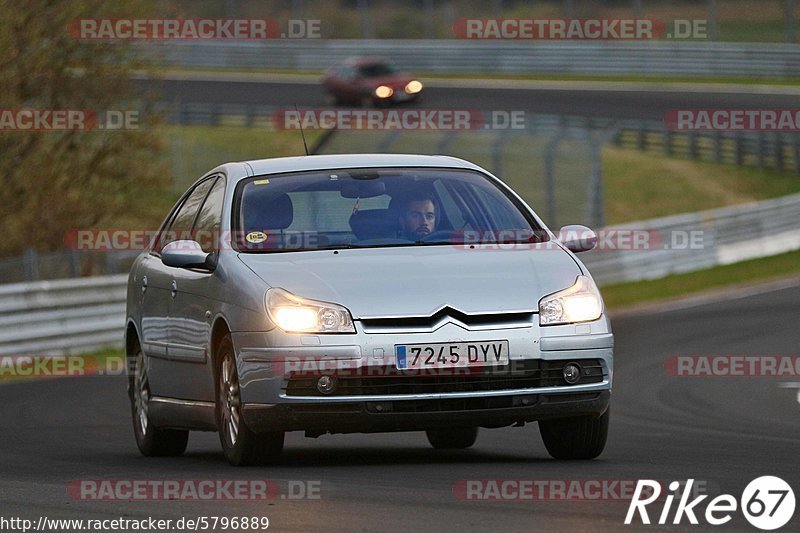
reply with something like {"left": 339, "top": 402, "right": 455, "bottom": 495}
{"left": 138, "top": 191, "right": 194, "bottom": 362}
{"left": 145, "top": 177, "right": 215, "bottom": 399}
{"left": 167, "top": 176, "right": 226, "bottom": 402}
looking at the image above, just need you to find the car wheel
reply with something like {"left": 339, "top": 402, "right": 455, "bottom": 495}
{"left": 130, "top": 348, "right": 189, "bottom": 456}
{"left": 216, "top": 335, "right": 284, "bottom": 466}
{"left": 425, "top": 427, "right": 479, "bottom": 449}
{"left": 539, "top": 408, "right": 609, "bottom": 460}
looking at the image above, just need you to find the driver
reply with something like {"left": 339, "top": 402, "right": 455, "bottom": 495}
{"left": 398, "top": 192, "right": 438, "bottom": 241}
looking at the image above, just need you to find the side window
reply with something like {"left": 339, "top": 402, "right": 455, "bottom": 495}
{"left": 193, "top": 178, "right": 226, "bottom": 253}
{"left": 157, "top": 178, "right": 215, "bottom": 252}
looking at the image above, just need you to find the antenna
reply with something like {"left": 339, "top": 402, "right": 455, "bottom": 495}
{"left": 295, "top": 104, "right": 309, "bottom": 156}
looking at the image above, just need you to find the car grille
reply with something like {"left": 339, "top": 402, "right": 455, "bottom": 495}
{"left": 359, "top": 308, "right": 534, "bottom": 332}
{"left": 284, "top": 359, "right": 604, "bottom": 397}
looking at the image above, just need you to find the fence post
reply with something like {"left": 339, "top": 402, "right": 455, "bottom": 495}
{"left": 357, "top": 0, "right": 374, "bottom": 39}
{"left": 637, "top": 122, "right": 647, "bottom": 150}
{"left": 735, "top": 135, "right": 744, "bottom": 166}
{"left": 756, "top": 133, "right": 766, "bottom": 169}
{"left": 689, "top": 132, "right": 699, "bottom": 160}
{"left": 68, "top": 249, "right": 81, "bottom": 278}
{"left": 794, "top": 135, "right": 800, "bottom": 174}
{"left": 586, "top": 139, "right": 605, "bottom": 228}
{"left": 775, "top": 134, "right": 785, "bottom": 171}
{"left": 544, "top": 136, "right": 561, "bottom": 227}
{"left": 786, "top": 0, "right": 797, "bottom": 43}
{"left": 23, "top": 248, "right": 39, "bottom": 281}
{"left": 707, "top": 0, "right": 720, "bottom": 41}
{"left": 664, "top": 130, "right": 673, "bottom": 156}
{"left": 714, "top": 131, "right": 723, "bottom": 163}
{"left": 491, "top": 130, "right": 512, "bottom": 180}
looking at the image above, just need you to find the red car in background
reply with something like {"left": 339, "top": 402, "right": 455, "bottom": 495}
{"left": 322, "top": 57, "right": 423, "bottom": 107}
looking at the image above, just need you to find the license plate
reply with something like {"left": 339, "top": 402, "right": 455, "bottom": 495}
{"left": 395, "top": 341, "right": 509, "bottom": 370}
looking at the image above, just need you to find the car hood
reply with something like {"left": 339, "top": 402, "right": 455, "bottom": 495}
{"left": 360, "top": 74, "right": 414, "bottom": 89}
{"left": 238, "top": 245, "right": 582, "bottom": 318}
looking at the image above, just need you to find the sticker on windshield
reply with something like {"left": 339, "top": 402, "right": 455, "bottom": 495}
{"left": 253, "top": 179, "right": 270, "bottom": 185}
{"left": 245, "top": 231, "right": 268, "bottom": 244}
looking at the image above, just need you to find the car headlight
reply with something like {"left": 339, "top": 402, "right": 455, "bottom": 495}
{"left": 405, "top": 80, "right": 423, "bottom": 94}
{"left": 266, "top": 288, "right": 355, "bottom": 333}
{"left": 539, "top": 276, "right": 603, "bottom": 326}
{"left": 374, "top": 85, "right": 393, "bottom": 98}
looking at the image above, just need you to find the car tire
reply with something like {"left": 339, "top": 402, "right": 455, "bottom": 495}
{"left": 216, "top": 335, "right": 284, "bottom": 466}
{"left": 539, "top": 408, "right": 609, "bottom": 460}
{"left": 130, "top": 348, "right": 189, "bottom": 457}
{"left": 425, "top": 427, "right": 479, "bottom": 449}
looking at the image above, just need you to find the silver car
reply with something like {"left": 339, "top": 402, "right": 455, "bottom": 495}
{"left": 126, "top": 154, "right": 613, "bottom": 466}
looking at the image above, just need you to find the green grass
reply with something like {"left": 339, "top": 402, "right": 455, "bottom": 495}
{"left": 160, "top": 67, "right": 800, "bottom": 87}
{"left": 166, "top": 126, "right": 323, "bottom": 190}
{"left": 603, "top": 146, "right": 800, "bottom": 224}
{"left": 602, "top": 249, "right": 800, "bottom": 309}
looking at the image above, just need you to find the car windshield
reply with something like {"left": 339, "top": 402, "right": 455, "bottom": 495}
{"left": 236, "top": 167, "right": 546, "bottom": 253}
{"left": 358, "top": 62, "right": 397, "bottom": 77}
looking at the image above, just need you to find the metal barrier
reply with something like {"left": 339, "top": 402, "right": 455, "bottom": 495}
{"left": 581, "top": 192, "right": 800, "bottom": 284}
{"left": 0, "top": 274, "right": 128, "bottom": 356}
{"left": 1, "top": 192, "right": 798, "bottom": 355}
{"left": 144, "top": 40, "right": 800, "bottom": 78}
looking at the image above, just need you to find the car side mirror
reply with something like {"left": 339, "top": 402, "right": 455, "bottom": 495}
{"left": 559, "top": 225, "right": 597, "bottom": 253}
{"left": 161, "top": 240, "right": 213, "bottom": 269}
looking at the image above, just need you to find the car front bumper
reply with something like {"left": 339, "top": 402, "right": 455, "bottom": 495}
{"left": 233, "top": 318, "right": 613, "bottom": 434}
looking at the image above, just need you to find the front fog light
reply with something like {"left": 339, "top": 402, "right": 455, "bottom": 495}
{"left": 563, "top": 363, "right": 582, "bottom": 384}
{"left": 317, "top": 375, "right": 337, "bottom": 394}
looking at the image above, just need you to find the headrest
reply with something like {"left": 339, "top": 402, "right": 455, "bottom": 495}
{"left": 349, "top": 209, "right": 398, "bottom": 240}
{"left": 243, "top": 192, "right": 293, "bottom": 231}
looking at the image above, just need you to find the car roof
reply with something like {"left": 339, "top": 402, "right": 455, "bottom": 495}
{"left": 237, "top": 153, "right": 486, "bottom": 180}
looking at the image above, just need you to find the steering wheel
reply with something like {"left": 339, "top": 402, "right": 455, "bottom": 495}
{"left": 419, "top": 230, "right": 456, "bottom": 242}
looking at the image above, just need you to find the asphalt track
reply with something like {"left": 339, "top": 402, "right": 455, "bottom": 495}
{"left": 1, "top": 281, "right": 798, "bottom": 532}
{"left": 139, "top": 75, "right": 800, "bottom": 120}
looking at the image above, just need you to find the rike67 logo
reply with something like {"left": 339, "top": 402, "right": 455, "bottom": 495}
{"left": 626, "top": 477, "right": 795, "bottom": 530}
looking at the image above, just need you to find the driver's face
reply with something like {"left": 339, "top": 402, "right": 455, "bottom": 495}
{"left": 401, "top": 200, "right": 436, "bottom": 240}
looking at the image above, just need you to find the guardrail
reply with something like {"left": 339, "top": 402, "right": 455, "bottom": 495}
{"left": 581, "top": 192, "right": 800, "bottom": 284}
{"left": 1, "top": 192, "right": 799, "bottom": 355}
{"left": 0, "top": 274, "right": 128, "bottom": 356}
{"left": 613, "top": 122, "right": 800, "bottom": 174}
{"left": 145, "top": 40, "right": 800, "bottom": 78}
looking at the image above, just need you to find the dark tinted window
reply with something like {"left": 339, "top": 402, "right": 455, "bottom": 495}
{"left": 194, "top": 178, "right": 226, "bottom": 253}
{"left": 158, "top": 178, "right": 215, "bottom": 252}
{"left": 358, "top": 63, "right": 397, "bottom": 77}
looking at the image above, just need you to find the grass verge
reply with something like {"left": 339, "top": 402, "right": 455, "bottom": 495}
{"left": 158, "top": 67, "right": 800, "bottom": 88}
{"left": 601, "top": 249, "right": 800, "bottom": 309}
{"left": 602, "top": 146, "right": 800, "bottom": 224}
